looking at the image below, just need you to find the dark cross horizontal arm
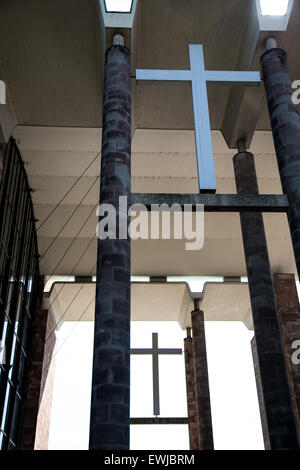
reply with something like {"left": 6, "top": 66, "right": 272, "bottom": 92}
{"left": 130, "top": 417, "right": 189, "bottom": 425}
{"left": 130, "top": 193, "right": 289, "bottom": 213}
{"left": 131, "top": 349, "right": 182, "bottom": 355}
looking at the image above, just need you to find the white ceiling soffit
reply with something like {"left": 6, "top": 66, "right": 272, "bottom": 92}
{"left": 44, "top": 281, "right": 252, "bottom": 329}
{"left": 255, "top": 0, "right": 294, "bottom": 31}
{"left": 99, "top": 0, "right": 138, "bottom": 28}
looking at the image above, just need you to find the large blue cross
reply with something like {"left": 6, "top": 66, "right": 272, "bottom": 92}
{"left": 136, "top": 44, "right": 261, "bottom": 193}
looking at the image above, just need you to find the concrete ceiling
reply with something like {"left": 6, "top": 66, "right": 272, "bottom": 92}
{"left": 1, "top": 0, "right": 300, "bottom": 131}
{"left": 0, "top": 0, "right": 104, "bottom": 127}
{"left": 13, "top": 126, "right": 297, "bottom": 278}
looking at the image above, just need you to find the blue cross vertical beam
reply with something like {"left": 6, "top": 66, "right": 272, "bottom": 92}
{"left": 136, "top": 44, "right": 261, "bottom": 193}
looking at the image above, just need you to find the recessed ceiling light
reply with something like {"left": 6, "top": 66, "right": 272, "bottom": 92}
{"left": 260, "top": 0, "right": 289, "bottom": 16}
{"left": 105, "top": 0, "right": 133, "bottom": 13}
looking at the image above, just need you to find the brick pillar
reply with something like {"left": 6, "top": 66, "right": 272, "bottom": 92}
{"left": 34, "top": 313, "right": 56, "bottom": 449}
{"left": 89, "top": 42, "right": 131, "bottom": 450}
{"left": 184, "top": 332, "right": 199, "bottom": 450}
{"left": 20, "top": 277, "right": 56, "bottom": 450}
{"left": 191, "top": 309, "right": 214, "bottom": 450}
{"left": 234, "top": 151, "right": 299, "bottom": 449}
{"left": 273, "top": 274, "right": 300, "bottom": 441}
{"left": 261, "top": 48, "right": 300, "bottom": 281}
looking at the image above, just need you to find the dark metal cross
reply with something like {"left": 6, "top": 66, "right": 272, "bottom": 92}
{"left": 131, "top": 332, "right": 182, "bottom": 416}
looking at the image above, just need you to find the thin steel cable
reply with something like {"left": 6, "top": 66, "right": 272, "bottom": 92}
{"left": 37, "top": 151, "right": 100, "bottom": 232}
{"left": 45, "top": 262, "right": 96, "bottom": 343}
{"left": 41, "top": 295, "right": 95, "bottom": 376}
{"left": 44, "top": 203, "right": 98, "bottom": 288}
{"left": 45, "top": 235, "right": 96, "bottom": 310}
{"left": 40, "top": 175, "right": 99, "bottom": 259}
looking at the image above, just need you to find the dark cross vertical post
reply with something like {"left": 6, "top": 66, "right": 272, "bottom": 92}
{"left": 131, "top": 333, "right": 182, "bottom": 417}
{"left": 191, "top": 308, "right": 214, "bottom": 450}
{"left": 152, "top": 333, "right": 160, "bottom": 415}
{"left": 233, "top": 149, "right": 299, "bottom": 450}
{"left": 261, "top": 41, "right": 300, "bottom": 282}
{"left": 89, "top": 36, "right": 131, "bottom": 450}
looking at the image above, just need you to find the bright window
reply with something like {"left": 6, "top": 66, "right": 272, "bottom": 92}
{"left": 105, "top": 0, "right": 133, "bottom": 13}
{"left": 260, "top": 0, "right": 289, "bottom": 16}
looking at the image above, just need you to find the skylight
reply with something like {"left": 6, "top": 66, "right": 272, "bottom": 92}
{"left": 260, "top": 0, "right": 289, "bottom": 16}
{"left": 105, "top": 0, "right": 133, "bottom": 13}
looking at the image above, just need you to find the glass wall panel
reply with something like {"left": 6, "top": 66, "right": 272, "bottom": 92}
{"left": 0, "top": 139, "right": 39, "bottom": 450}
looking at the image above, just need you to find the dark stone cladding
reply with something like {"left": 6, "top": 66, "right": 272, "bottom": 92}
{"left": 252, "top": 274, "right": 300, "bottom": 448}
{"left": 261, "top": 48, "right": 300, "bottom": 281}
{"left": 89, "top": 44, "right": 131, "bottom": 450}
{"left": 233, "top": 151, "right": 299, "bottom": 449}
{"left": 191, "top": 310, "right": 214, "bottom": 450}
{"left": 184, "top": 336, "right": 199, "bottom": 450}
{"left": 251, "top": 337, "right": 271, "bottom": 449}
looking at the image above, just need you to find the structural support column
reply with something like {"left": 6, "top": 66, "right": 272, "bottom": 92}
{"left": 233, "top": 151, "right": 299, "bottom": 449}
{"left": 252, "top": 273, "right": 300, "bottom": 448}
{"left": 273, "top": 273, "right": 300, "bottom": 441}
{"left": 89, "top": 39, "right": 131, "bottom": 450}
{"left": 261, "top": 44, "right": 300, "bottom": 281}
{"left": 184, "top": 329, "right": 199, "bottom": 450}
{"left": 20, "top": 277, "right": 56, "bottom": 450}
{"left": 191, "top": 309, "right": 214, "bottom": 450}
{"left": 34, "top": 312, "right": 57, "bottom": 450}
{"left": 251, "top": 337, "right": 271, "bottom": 449}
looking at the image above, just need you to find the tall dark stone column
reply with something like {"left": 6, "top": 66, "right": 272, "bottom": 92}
{"left": 251, "top": 337, "right": 271, "bottom": 450}
{"left": 191, "top": 309, "right": 214, "bottom": 450}
{"left": 261, "top": 46, "right": 300, "bottom": 281}
{"left": 89, "top": 41, "right": 131, "bottom": 450}
{"left": 233, "top": 151, "right": 299, "bottom": 449}
{"left": 184, "top": 331, "right": 199, "bottom": 450}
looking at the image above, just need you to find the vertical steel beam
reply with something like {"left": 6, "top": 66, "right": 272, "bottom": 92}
{"left": 89, "top": 41, "right": 131, "bottom": 450}
{"left": 233, "top": 151, "right": 299, "bottom": 449}
{"left": 261, "top": 47, "right": 300, "bottom": 282}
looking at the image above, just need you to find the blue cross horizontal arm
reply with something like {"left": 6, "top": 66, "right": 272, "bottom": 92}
{"left": 136, "top": 69, "right": 261, "bottom": 86}
{"left": 206, "top": 71, "right": 261, "bottom": 85}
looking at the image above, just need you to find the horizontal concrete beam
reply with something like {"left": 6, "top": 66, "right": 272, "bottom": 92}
{"left": 130, "top": 193, "right": 289, "bottom": 213}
